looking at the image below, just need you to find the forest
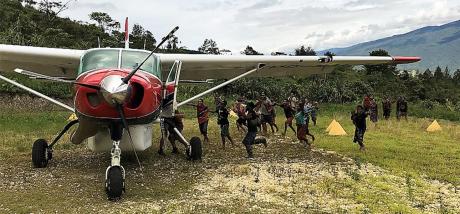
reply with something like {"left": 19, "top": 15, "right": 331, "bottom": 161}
{"left": 1, "top": 0, "right": 460, "bottom": 113}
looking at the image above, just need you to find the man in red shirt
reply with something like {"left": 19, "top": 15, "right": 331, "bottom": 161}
{"left": 196, "top": 99, "right": 210, "bottom": 142}
{"left": 188, "top": 99, "right": 210, "bottom": 143}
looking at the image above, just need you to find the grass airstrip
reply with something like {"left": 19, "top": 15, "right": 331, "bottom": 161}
{"left": 0, "top": 99, "right": 459, "bottom": 213}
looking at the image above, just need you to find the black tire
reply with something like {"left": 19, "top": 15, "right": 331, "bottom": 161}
{"left": 106, "top": 166, "right": 124, "bottom": 200}
{"left": 32, "top": 139, "right": 48, "bottom": 168}
{"left": 189, "top": 137, "right": 202, "bottom": 161}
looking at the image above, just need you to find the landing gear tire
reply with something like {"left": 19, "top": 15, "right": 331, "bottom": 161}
{"left": 189, "top": 137, "right": 202, "bottom": 161}
{"left": 32, "top": 139, "right": 49, "bottom": 168}
{"left": 105, "top": 166, "right": 125, "bottom": 200}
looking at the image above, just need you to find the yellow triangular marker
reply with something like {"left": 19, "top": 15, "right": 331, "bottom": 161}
{"left": 426, "top": 120, "right": 442, "bottom": 132}
{"left": 326, "top": 120, "right": 338, "bottom": 132}
{"left": 328, "top": 121, "right": 347, "bottom": 136}
{"left": 67, "top": 113, "right": 77, "bottom": 121}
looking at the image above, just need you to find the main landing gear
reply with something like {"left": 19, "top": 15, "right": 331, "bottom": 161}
{"left": 161, "top": 118, "right": 202, "bottom": 161}
{"left": 32, "top": 120, "right": 79, "bottom": 168}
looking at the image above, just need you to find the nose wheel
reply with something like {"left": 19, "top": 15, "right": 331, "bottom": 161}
{"left": 105, "top": 138, "right": 126, "bottom": 200}
{"left": 105, "top": 166, "right": 125, "bottom": 200}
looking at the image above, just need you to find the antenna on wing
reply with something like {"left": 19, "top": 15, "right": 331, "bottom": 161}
{"left": 124, "top": 17, "right": 129, "bottom": 49}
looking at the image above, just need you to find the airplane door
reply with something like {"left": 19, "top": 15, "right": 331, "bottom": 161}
{"left": 161, "top": 60, "right": 182, "bottom": 117}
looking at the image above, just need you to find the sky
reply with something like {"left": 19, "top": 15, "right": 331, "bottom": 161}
{"left": 61, "top": 0, "right": 460, "bottom": 54}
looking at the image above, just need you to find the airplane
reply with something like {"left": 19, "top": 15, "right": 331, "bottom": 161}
{"left": 0, "top": 17, "right": 421, "bottom": 200}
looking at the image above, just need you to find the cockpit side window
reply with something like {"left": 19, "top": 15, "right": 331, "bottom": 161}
{"left": 79, "top": 49, "right": 119, "bottom": 74}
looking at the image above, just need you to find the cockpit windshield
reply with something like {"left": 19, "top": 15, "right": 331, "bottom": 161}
{"left": 80, "top": 49, "right": 118, "bottom": 73}
{"left": 78, "top": 49, "right": 161, "bottom": 78}
{"left": 121, "top": 51, "right": 158, "bottom": 76}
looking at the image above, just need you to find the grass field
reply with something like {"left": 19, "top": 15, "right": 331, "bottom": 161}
{"left": 0, "top": 100, "right": 460, "bottom": 213}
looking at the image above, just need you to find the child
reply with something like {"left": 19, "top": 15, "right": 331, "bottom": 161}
{"left": 217, "top": 100, "right": 235, "bottom": 149}
{"left": 351, "top": 105, "right": 368, "bottom": 151}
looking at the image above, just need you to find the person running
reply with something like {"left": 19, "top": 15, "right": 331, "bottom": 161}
{"left": 217, "top": 100, "right": 235, "bottom": 149}
{"left": 281, "top": 99, "right": 296, "bottom": 136}
{"left": 396, "top": 96, "right": 408, "bottom": 121}
{"left": 311, "top": 101, "right": 319, "bottom": 126}
{"left": 351, "top": 105, "right": 368, "bottom": 151}
{"left": 295, "top": 105, "right": 311, "bottom": 148}
{"left": 382, "top": 96, "right": 392, "bottom": 120}
{"left": 242, "top": 102, "right": 267, "bottom": 158}
{"left": 369, "top": 98, "right": 378, "bottom": 124}
{"left": 195, "top": 99, "right": 210, "bottom": 142}
{"left": 233, "top": 98, "right": 247, "bottom": 132}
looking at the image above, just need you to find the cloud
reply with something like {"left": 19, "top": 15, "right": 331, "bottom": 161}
{"left": 59, "top": 0, "right": 460, "bottom": 54}
{"left": 240, "top": 0, "right": 282, "bottom": 11}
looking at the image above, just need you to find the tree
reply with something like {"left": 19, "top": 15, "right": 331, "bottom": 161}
{"left": 420, "top": 68, "right": 433, "bottom": 81}
{"left": 453, "top": 69, "right": 460, "bottom": 84}
{"left": 89, "top": 12, "right": 119, "bottom": 33}
{"left": 166, "top": 35, "right": 179, "bottom": 50}
{"left": 241, "top": 45, "right": 263, "bottom": 55}
{"left": 364, "top": 49, "right": 396, "bottom": 75}
{"left": 198, "top": 39, "right": 220, "bottom": 55}
{"left": 129, "top": 24, "right": 156, "bottom": 50}
{"left": 39, "top": 0, "right": 73, "bottom": 22}
{"left": 444, "top": 66, "right": 451, "bottom": 79}
{"left": 295, "top": 45, "right": 316, "bottom": 56}
{"left": 434, "top": 66, "right": 443, "bottom": 80}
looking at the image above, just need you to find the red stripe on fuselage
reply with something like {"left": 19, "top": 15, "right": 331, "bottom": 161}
{"left": 74, "top": 69, "right": 162, "bottom": 120}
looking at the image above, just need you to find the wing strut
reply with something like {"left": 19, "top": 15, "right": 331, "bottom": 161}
{"left": 0, "top": 73, "right": 74, "bottom": 112}
{"left": 177, "top": 63, "right": 266, "bottom": 107}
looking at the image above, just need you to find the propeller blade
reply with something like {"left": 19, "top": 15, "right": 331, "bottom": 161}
{"left": 116, "top": 104, "right": 142, "bottom": 170}
{"left": 73, "top": 82, "right": 101, "bottom": 90}
{"left": 122, "top": 26, "right": 180, "bottom": 84}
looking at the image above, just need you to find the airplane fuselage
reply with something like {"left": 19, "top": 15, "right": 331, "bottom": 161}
{"left": 69, "top": 48, "right": 175, "bottom": 152}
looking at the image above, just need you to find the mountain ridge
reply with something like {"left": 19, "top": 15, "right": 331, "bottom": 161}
{"left": 321, "top": 20, "right": 460, "bottom": 71}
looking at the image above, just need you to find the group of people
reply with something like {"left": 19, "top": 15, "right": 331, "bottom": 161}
{"left": 158, "top": 92, "right": 409, "bottom": 157}
{"left": 351, "top": 95, "right": 409, "bottom": 151}
{"left": 158, "top": 91, "right": 320, "bottom": 158}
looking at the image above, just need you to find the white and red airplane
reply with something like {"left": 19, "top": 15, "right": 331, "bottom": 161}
{"left": 0, "top": 18, "right": 420, "bottom": 199}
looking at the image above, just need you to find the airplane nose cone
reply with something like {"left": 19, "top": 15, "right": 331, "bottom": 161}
{"left": 100, "top": 75, "right": 130, "bottom": 106}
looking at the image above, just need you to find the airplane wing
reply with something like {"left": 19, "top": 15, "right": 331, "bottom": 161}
{"left": 0, "top": 44, "right": 84, "bottom": 79}
{"left": 158, "top": 54, "right": 420, "bottom": 81}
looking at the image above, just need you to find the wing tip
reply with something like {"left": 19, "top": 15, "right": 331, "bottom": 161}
{"left": 392, "top": 56, "right": 421, "bottom": 64}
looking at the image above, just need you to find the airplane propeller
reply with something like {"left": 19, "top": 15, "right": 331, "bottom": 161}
{"left": 122, "top": 26, "right": 179, "bottom": 84}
